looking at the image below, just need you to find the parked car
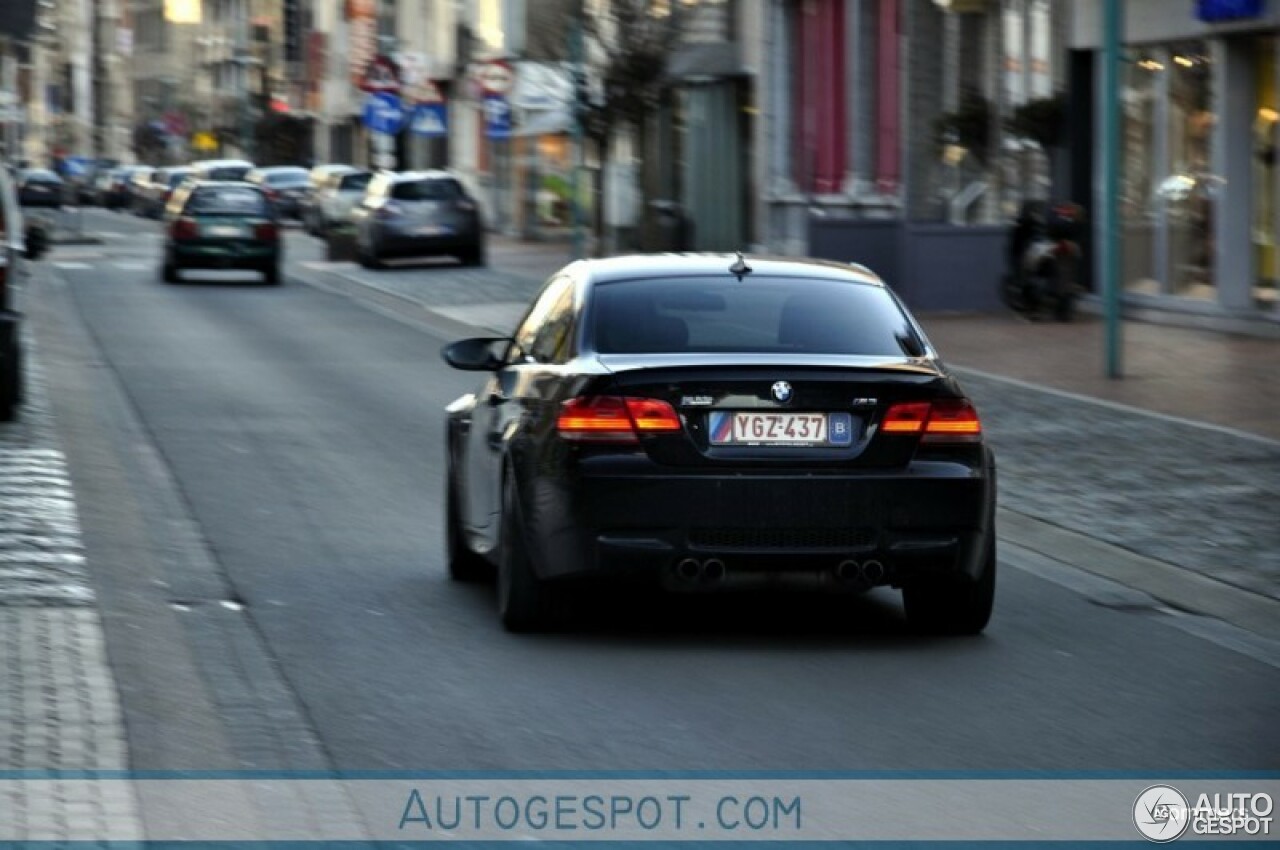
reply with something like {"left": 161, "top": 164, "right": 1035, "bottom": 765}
{"left": 300, "top": 164, "right": 357, "bottom": 234}
{"left": 191, "top": 158, "right": 255, "bottom": 182}
{"left": 141, "top": 167, "right": 196, "bottom": 219}
{"left": 245, "top": 166, "right": 311, "bottom": 220}
{"left": 352, "top": 171, "right": 484, "bottom": 268}
{"left": 124, "top": 167, "right": 156, "bottom": 215}
{"left": 160, "top": 181, "right": 282, "bottom": 285}
{"left": 305, "top": 167, "right": 369, "bottom": 235}
{"left": 16, "top": 169, "right": 66, "bottom": 208}
{"left": 101, "top": 165, "right": 147, "bottom": 210}
{"left": 442, "top": 255, "right": 997, "bottom": 633}
{"left": 91, "top": 169, "right": 120, "bottom": 207}
{"left": 1, "top": 165, "right": 30, "bottom": 420}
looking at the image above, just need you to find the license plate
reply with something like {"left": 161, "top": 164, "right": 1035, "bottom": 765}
{"left": 206, "top": 225, "right": 246, "bottom": 238}
{"left": 708, "top": 411, "right": 855, "bottom": 446}
{"left": 417, "top": 224, "right": 452, "bottom": 236}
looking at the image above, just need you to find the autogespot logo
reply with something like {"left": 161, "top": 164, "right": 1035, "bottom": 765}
{"left": 1134, "top": 785, "right": 1191, "bottom": 843}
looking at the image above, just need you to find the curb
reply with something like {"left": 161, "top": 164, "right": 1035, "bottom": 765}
{"left": 999, "top": 508, "right": 1280, "bottom": 642}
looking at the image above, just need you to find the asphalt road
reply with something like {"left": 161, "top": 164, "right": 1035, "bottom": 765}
{"left": 32, "top": 209, "right": 1280, "bottom": 772}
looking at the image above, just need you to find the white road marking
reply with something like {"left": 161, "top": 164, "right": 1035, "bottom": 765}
{"left": 53, "top": 262, "right": 92, "bottom": 270}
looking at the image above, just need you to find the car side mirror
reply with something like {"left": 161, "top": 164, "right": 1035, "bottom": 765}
{"left": 442, "top": 337, "right": 510, "bottom": 371}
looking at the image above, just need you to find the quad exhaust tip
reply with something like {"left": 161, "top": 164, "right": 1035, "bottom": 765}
{"left": 835, "top": 560, "right": 861, "bottom": 582}
{"left": 674, "top": 558, "right": 728, "bottom": 583}
{"left": 676, "top": 558, "right": 703, "bottom": 582}
{"left": 835, "top": 559, "right": 889, "bottom": 585}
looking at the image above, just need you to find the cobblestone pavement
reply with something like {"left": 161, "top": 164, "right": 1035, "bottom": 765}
{"left": 0, "top": 304, "right": 144, "bottom": 839}
{"left": 959, "top": 373, "right": 1280, "bottom": 600}
{"left": 291, "top": 237, "right": 1280, "bottom": 606}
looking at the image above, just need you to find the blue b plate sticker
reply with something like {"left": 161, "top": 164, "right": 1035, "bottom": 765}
{"left": 828, "top": 412, "right": 854, "bottom": 446}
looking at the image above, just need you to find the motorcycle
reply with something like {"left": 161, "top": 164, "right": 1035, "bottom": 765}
{"left": 1000, "top": 200, "right": 1085, "bottom": 322}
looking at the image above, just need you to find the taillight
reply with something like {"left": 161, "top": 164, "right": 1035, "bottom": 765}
{"left": 881, "top": 402, "right": 930, "bottom": 434}
{"left": 170, "top": 217, "right": 198, "bottom": 241}
{"left": 255, "top": 222, "right": 279, "bottom": 242}
{"left": 557, "top": 396, "right": 682, "bottom": 443}
{"left": 456, "top": 198, "right": 477, "bottom": 212}
{"left": 922, "top": 399, "right": 982, "bottom": 442}
{"left": 882, "top": 399, "right": 982, "bottom": 443}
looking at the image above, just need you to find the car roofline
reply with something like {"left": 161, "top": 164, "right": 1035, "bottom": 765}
{"left": 570, "top": 254, "right": 887, "bottom": 288}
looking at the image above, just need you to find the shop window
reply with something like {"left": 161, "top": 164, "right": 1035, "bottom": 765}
{"left": 1122, "top": 49, "right": 1161, "bottom": 293}
{"left": 1254, "top": 37, "right": 1279, "bottom": 311}
{"left": 1166, "top": 41, "right": 1215, "bottom": 299}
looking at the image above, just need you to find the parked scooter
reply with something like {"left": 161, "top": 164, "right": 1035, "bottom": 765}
{"left": 1000, "top": 200, "right": 1085, "bottom": 322}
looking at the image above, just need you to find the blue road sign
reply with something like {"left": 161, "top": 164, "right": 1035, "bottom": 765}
{"left": 62, "top": 156, "right": 89, "bottom": 177}
{"left": 409, "top": 103, "right": 448, "bottom": 138}
{"left": 362, "top": 92, "right": 407, "bottom": 135}
{"left": 484, "top": 94, "right": 511, "bottom": 140}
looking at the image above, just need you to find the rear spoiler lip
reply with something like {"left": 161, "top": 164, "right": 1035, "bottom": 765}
{"left": 594, "top": 352, "right": 943, "bottom": 376}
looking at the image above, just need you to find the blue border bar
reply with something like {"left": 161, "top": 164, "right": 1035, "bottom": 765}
{"left": 1, "top": 770, "right": 1278, "bottom": 780}
{"left": 0, "top": 842, "right": 1274, "bottom": 849}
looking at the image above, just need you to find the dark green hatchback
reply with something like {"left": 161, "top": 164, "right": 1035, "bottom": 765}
{"left": 161, "top": 181, "right": 282, "bottom": 284}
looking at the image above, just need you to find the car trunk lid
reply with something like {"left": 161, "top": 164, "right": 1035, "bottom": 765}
{"left": 588, "top": 354, "right": 957, "bottom": 469}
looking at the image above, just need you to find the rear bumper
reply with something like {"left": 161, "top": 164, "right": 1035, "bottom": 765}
{"left": 374, "top": 227, "right": 481, "bottom": 258}
{"left": 171, "top": 244, "right": 279, "bottom": 270}
{"left": 519, "top": 454, "right": 996, "bottom": 590}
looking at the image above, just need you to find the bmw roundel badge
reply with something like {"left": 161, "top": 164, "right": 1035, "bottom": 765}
{"left": 771, "top": 381, "right": 793, "bottom": 403}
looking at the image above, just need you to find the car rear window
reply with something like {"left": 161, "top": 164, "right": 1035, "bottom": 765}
{"left": 206, "top": 166, "right": 251, "bottom": 181}
{"left": 266, "top": 169, "right": 309, "bottom": 186}
{"left": 591, "top": 277, "right": 925, "bottom": 357}
{"left": 185, "top": 186, "right": 269, "bottom": 216}
{"left": 390, "top": 179, "right": 462, "bottom": 201}
{"left": 338, "top": 173, "right": 372, "bottom": 192}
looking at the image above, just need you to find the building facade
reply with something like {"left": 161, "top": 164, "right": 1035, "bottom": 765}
{"left": 1070, "top": 0, "right": 1280, "bottom": 333}
{"left": 760, "top": 0, "right": 1070, "bottom": 255}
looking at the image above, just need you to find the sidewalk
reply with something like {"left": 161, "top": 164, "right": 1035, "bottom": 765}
{"left": 0, "top": 264, "right": 143, "bottom": 839}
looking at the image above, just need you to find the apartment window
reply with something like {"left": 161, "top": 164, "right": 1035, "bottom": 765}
{"left": 791, "top": 0, "right": 847, "bottom": 194}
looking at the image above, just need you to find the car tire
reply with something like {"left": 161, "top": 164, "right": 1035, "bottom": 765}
{"left": 0, "top": 339, "right": 21, "bottom": 423}
{"left": 497, "top": 473, "right": 564, "bottom": 632}
{"left": 903, "top": 537, "right": 996, "bottom": 636}
{"left": 263, "top": 264, "right": 281, "bottom": 286}
{"left": 446, "top": 451, "right": 493, "bottom": 583}
{"left": 461, "top": 242, "right": 486, "bottom": 268}
{"left": 161, "top": 262, "right": 180, "bottom": 284}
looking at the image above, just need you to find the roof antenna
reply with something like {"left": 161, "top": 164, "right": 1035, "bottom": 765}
{"left": 729, "top": 251, "right": 752, "bottom": 281}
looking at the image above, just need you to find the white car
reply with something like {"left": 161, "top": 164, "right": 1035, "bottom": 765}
{"left": 311, "top": 169, "right": 373, "bottom": 234}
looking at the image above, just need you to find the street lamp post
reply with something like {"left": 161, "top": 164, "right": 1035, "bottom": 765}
{"left": 1101, "top": 0, "right": 1124, "bottom": 378}
{"left": 569, "top": 0, "right": 586, "bottom": 260}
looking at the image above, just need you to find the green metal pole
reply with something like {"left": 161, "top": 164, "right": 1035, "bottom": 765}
{"left": 569, "top": 4, "right": 585, "bottom": 260}
{"left": 1101, "top": 0, "right": 1123, "bottom": 378}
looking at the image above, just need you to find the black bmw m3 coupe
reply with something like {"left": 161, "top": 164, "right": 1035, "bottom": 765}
{"left": 443, "top": 255, "right": 996, "bottom": 634}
